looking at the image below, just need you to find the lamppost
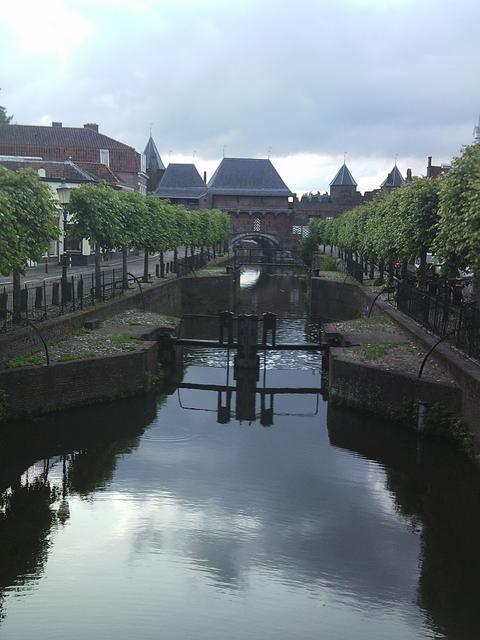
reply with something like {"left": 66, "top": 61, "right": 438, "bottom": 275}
{"left": 57, "top": 181, "right": 71, "bottom": 286}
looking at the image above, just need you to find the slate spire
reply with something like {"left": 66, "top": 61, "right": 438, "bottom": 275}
{"left": 381, "top": 164, "right": 404, "bottom": 189}
{"left": 144, "top": 135, "right": 165, "bottom": 171}
{"left": 330, "top": 162, "right": 357, "bottom": 187}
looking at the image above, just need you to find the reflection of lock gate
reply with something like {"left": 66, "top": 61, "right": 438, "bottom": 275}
{"left": 167, "top": 310, "right": 328, "bottom": 425}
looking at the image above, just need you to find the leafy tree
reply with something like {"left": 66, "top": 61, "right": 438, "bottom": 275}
{"left": 69, "top": 183, "right": 124, "bottom": 297}
{"left": 435, "top": 144, "right": 480, "bottom": 286}
{"left": 0, "top": 168, "right": 58, "bottom": 317}
{"left": 117, "top": 190, "right": 149, "bottom": 287}
{"left": 0, "top": 100, "right": 12, "bottom": 124}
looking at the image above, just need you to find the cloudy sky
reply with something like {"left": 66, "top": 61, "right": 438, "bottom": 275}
{"left": 1, "top": 0, "right": 479, "bottom": 193}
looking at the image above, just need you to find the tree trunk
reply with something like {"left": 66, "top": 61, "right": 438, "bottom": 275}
{"left": 143, "top": 250, "right": 149, "bottom": 282}
{"left": 388, "top": 259, "right": 394, "bottom": 284}
{"left": 213, "top": 244, "right": 216, "bottom": 260}
{"left": 379, "top": 259, "right": 385, "bottom": 281}
{"left": 159, "top": 251, "right": 165, "bottom": 278}
{"left": 122, "top": 248, "right": 128, "bottom": 289}
{"left": 369, "top": 258, "right": 375, "bottom": 280}
{"left": 401, "top": 259, "right": 408, "bottom": 281}
{"left": 173, "top": 248, "right": 178, "bottom": 272}
{"left": 95, "top": 246, "right": 102, "bottom": 299}
{"left": 12, "top": 268, "right": 21, "bottom": 323}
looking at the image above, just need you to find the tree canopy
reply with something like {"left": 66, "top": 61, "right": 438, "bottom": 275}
{"left": 0, "top": 168, "right": 58, "bottom": 276}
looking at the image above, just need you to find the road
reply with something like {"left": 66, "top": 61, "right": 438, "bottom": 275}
{"left": 0, "top": 249, "right": 192, "bottom": 288}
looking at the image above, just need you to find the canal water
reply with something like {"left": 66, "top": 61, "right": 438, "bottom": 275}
{"left": 0, "top": 268, "right": 479, "bottom": 639}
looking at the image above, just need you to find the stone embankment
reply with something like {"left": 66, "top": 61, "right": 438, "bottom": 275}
{"left": 0, "top": 310, "right": 176, "bottom": 421}
{"left": 0, "top": 261, "right": 236, "bottom": 422}
{"left": 310, "top": 269, "right": 480, "bottom": 458}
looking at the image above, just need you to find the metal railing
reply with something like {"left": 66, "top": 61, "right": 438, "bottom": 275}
{"left": 0, "top": 252, "right": 210, "bottom": 333}
{"left": 396, "top": 281, "right": 480, "bottom": 360}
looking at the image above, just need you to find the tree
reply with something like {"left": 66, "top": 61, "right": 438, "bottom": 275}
{"left": 117, "top": 190, "right": 149, "bottom": 288}
{"left": 0, "top": 168, "right": 58, "bottom": 318}
{"left": 435, "top": 144, "right": 480, "bottom": 289}
{"left": 0, "top": 95, "right": 12, "bottom": 124}
{"left": 69, "top": 183, "right": 124, "bottom": 298}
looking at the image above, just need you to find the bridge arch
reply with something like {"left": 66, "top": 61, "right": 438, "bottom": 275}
{"left": 231, "top": 232, "right": 280, "bottom": 249}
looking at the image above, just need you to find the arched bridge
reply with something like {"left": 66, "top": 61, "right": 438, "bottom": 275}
{"left": 229, "top": 209, "right": 308, "bottom": 249}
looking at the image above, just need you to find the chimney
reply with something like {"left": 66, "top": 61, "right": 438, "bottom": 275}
{"left": 406, "top": 168, "right": 412, "bottom": 182}
{"left": 203, "top": 170, "right": 207, "bottom": 184}
{"left": 52, "top": 122, "right": 62, "bottom": 127}
{"left": 84, "top": 123, "right": 99, "bottom": 133}
{"left": 427, "top": 156, "right": 433, "bottom": 177}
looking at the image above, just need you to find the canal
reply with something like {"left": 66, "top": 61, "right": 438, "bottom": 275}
{"left": 0, "top": 268, "right": 479, "bottom": 639}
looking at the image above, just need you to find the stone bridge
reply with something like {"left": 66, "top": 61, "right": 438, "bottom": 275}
{"left": 229, "top": 209, "right": 308, "bottom": 249}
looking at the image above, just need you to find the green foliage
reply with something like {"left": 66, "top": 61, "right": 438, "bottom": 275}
{"left": 434, "top": 144, "right": 480, "bottom": 274}
{"left": 0, "top": 103, "right": 12, "bottom": 124}
{"left": 0, "top": 168, "right": 59, "bottom": 275}
{"left": 69, "top": 182, "right": 124, "bottom": 251}
{"left": 355, "top": 342, "right": 396, "bottom": 360}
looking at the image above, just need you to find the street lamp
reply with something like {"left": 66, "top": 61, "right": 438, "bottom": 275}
{"left": 57, "top": 181, "right": 71, "bottom": 283}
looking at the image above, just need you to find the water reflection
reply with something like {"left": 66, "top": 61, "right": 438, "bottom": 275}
{"left": 0, "top": 270, "right": 479, "bottom": 639}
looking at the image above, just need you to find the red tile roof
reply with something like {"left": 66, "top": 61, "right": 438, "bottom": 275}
{"left": 0, "top": 124, "right": 135, "bottom": 150}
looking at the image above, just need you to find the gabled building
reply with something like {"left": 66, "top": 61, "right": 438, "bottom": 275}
{"left": 0, "top": 122, "right": 147, "bottom": 193}
{"left": 205, "top": 157, "right": 295, "bottom": 247}
{"left": 155, "top": 163, "right": 208, "bottom": 208}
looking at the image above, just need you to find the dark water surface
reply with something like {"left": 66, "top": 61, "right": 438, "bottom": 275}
{"left": 1, "top": 268, "right": 479, "bottom": 639}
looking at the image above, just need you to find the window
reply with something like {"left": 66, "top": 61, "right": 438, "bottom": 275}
{"left": 253, "top": 217, "right": 261, "bottom": 232}
{"left": 99, "top": 149, "right": 110, "bottom": 166}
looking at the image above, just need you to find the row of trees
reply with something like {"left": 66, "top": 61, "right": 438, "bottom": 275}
{"left": 306, "top": 143, "right": 480, "bottom": 289}
{"left": 0, "top": 169, "right": 231, "bottom": 304}
{"left": 69, "top": 183, "right": 230, "bottom": 290}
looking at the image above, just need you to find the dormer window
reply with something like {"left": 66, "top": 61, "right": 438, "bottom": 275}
{"left": 99, "top": 149, "right": 110, "bottom": 166}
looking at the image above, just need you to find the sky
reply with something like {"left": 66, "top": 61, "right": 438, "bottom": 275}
{"left": 1, "top": 0, "right": 479, "bottom": 194}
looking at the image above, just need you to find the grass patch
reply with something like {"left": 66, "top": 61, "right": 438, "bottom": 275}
{"left": 349, "top": 315, "right": 393, "bottom": 328}
{"left": 313, "top": 255, "right": 338, "bottom": 272}
{"left": 110, "top": 333, "right": 143, "bottom": 345}
{"left": 355, "top": 342, "right": 396, "bottom": 360}
{"left": 57, "top": 351, "right": 97, "bottom": 362}
{"left": 5, "top": 351, "right": 44, "bottom": 368}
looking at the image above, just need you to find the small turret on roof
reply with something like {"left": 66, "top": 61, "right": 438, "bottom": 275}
{"left": 381, "top": 164, "right": 404, "bottom": 189}
{"left": 144, "top": 136, "right": 165, "bottom": 171}
{"left": 330, "top": 163, "right": 357, "bottom": 187}
{"left": 473, "top": 113, "right": 480, "bottom": 144}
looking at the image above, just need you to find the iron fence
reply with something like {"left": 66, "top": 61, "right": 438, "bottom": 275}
{"left": 0, "top": 252, "right": 210, "bottom": 333}
{"left": 396, "top": 281, "right": 480, "bottom": 360}
{"left": 345, "top": 257, "right": 364, "bottom": 283}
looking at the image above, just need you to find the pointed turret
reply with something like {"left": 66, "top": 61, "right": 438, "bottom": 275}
{"left": 330, "top": 163, "right": 357, "bottom": 188}
{"left": 329, "top": 162, "right": 359, "bottom": 201}
{"left": 143, "top": 135, "right": 165, "bottom": 192}
{"left": 381, "top": 164, "right": 404, "bottom": 189}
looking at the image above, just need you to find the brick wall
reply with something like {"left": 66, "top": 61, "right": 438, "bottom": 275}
{"left": 0, "top": 342, "right": 158, "bottom": 420}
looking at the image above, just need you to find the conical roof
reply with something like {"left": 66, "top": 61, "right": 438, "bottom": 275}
{"left": 381, "top": 164, "right": 404, "bottom": 188}
{"left": 330, "top": 163, "right": 357, "bottom": 187}
{"left": 144, "top": 136, "right": 165, "bottom": 171}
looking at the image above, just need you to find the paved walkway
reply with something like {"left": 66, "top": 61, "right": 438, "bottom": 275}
{"left": 0, "top": 249, "right": 193, "bottom": 288}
